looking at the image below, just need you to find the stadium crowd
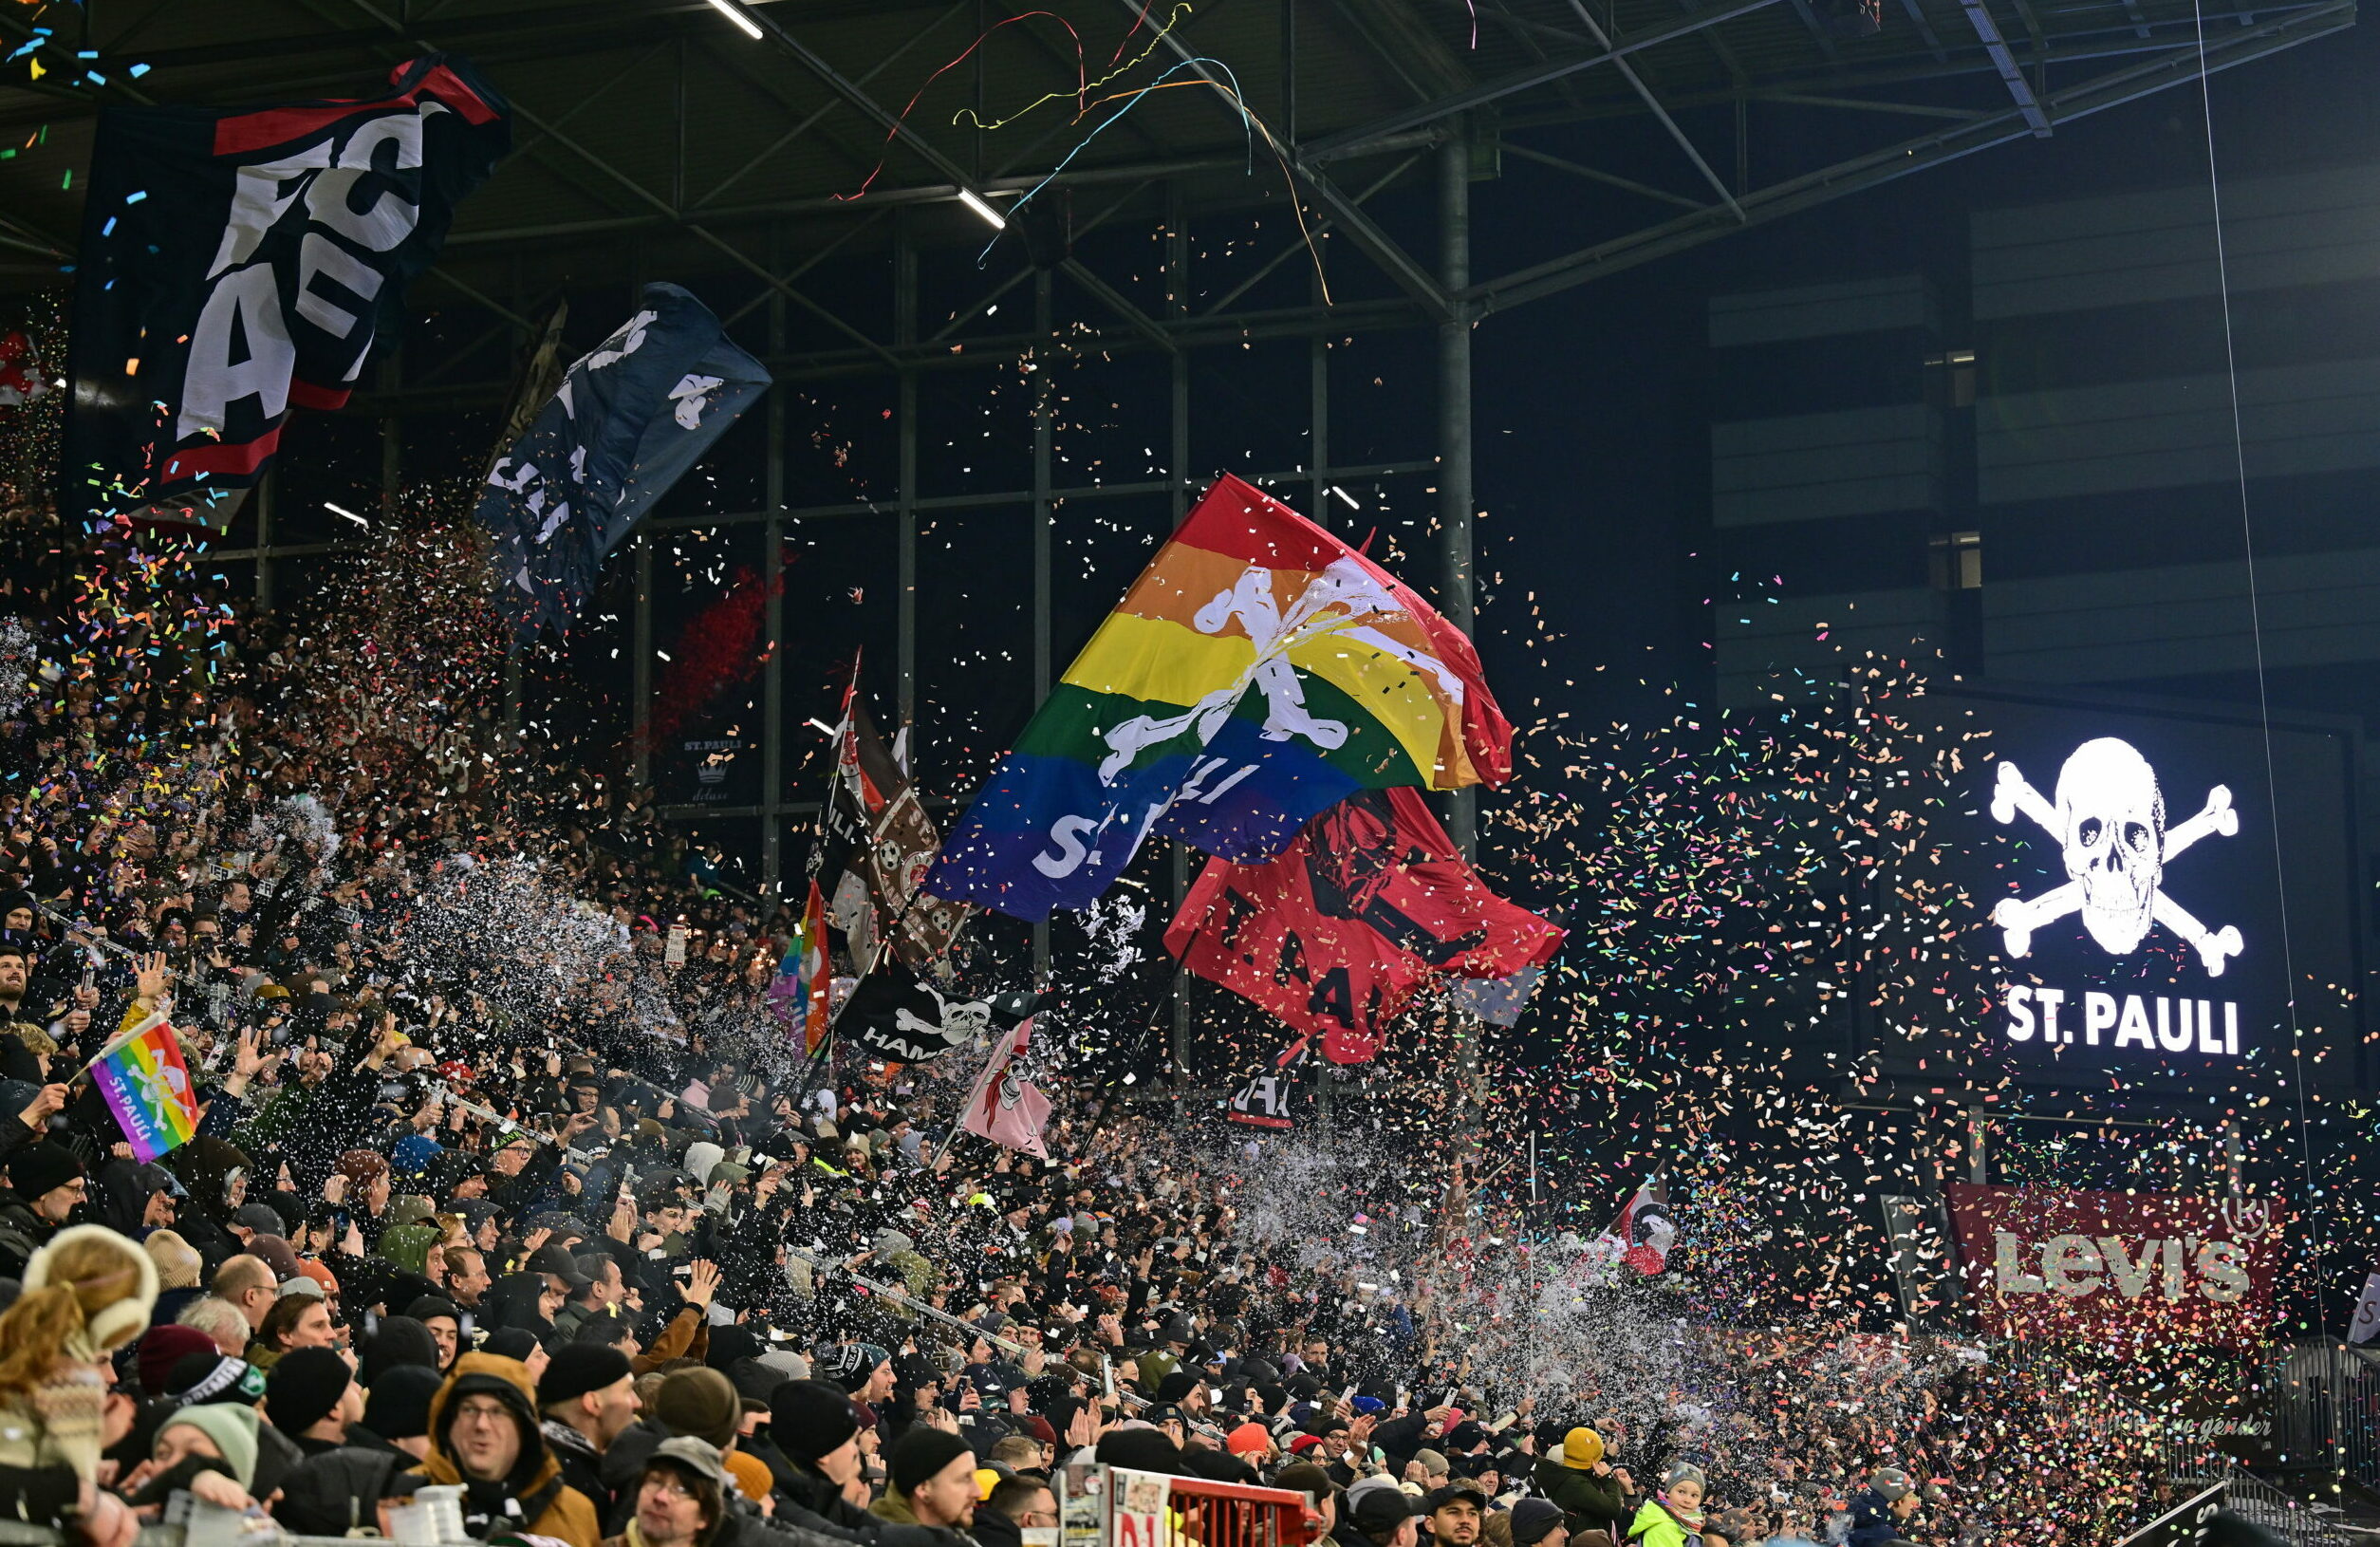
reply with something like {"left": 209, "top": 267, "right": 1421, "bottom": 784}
{"left": 0, "top": 556, "right": 2178, "bottom": 1547}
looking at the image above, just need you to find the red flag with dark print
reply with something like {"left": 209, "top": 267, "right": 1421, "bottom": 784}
{"left": 1164, "top": 787, "right": 1563, "bottom": 1064}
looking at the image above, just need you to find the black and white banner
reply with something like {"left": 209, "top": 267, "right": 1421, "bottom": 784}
{"left": 837, "top": 960, "right": 1033, "bottom": 1065}
{"left": 476, "top": 283, "right": 769, "bottom": 634}
{"left": 63, "top": 55, "right": 510, "bottom": 529}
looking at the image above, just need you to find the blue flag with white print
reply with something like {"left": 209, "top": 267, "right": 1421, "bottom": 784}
{"left": 477, "top": 282, "right": 770, "bottom": 635}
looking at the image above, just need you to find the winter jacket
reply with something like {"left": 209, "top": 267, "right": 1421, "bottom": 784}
{"left": 274, "top": 1444, "right": 404, "bottom": 1537}
{"left": 0, "top": 1190, "right": 52, "bottom": 1277}
{"left": 391, "top": 1351, "right": 603, "bottom": 1547}
{"left": 1532, "top": 1454, "right": 1629, "bottom": 1539}
{"left": 773, "top": 1454, "right": 954, "bottom": 1547}
{"left": 1625, "top": 1500, "right": 1694, "bottom": 1547}
{"left": 1844, "top": 1487, "right": 1903, "bottom": 1547}
{"left": 544, "top": 1418, "right": 610, "bottom": 1519}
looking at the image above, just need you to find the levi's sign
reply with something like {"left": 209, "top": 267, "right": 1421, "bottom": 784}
{"left": 1945, "top": 1184, "right": 2278, "bottom": 1349}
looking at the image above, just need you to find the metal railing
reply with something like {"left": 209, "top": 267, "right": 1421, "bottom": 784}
{"left": 2269, "top": 1341, "right": 2380, "bottom": 1485}
{"left": 1055, "top": 1463, "right": 1317, "bottom": 1547}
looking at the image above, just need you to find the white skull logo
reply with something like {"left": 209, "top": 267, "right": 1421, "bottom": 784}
{"left": 1988, "top": 736, "right": 2242, "bottom": 975}
{"left": 2056, "top": 737, "right": 2164, "bottom": 954}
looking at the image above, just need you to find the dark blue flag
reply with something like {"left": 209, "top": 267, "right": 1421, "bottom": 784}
{"left": 478, "top": 282, "right": 769, "bottom": 634}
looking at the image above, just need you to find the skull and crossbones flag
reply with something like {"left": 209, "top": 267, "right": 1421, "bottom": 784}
{"left": 837, "top": 960, "right": 1035, "bottom": 1065}
{"left": 925, "top": 474, "right": 1512, "bottom": 923}
{"left": 477, "top": 282, "right": 770, "bottom": 635}
{"left": 958, "top": 1015, "right": 1051, "bottom": 1159}
{"left": 62, "top": 56, "right": 510, "bottom": 531}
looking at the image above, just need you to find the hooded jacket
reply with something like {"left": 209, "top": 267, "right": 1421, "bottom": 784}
{"left": 1625, "top": 1499, "right": 1693, "bottom": 1547}
{"left": 397, "top": 1351, "right": 603, "bottom": 1547}
{"left": 1532, "top": 1453, "right": 1629, "bottom": 1538}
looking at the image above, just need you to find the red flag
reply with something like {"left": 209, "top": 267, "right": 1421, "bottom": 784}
{"left": 958, "top": 1016, "right": 1051, "bottom": 1160}
{"left": 1599, "top": 1175, "right": 1675, "bottom": 1277}
{"left": 1164, "top": 788, "right": 1564, "bottom": 1065}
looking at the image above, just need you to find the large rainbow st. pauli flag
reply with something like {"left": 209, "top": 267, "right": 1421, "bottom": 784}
{"left": 89, "top": 1014, "right": 199, "bottom": 1165}
{"left": 926, "top": 474, "right": 1512, "bottom": 921}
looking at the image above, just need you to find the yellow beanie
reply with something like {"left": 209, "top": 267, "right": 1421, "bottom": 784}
{"left": 1561, "top": 1427, "right": 1605, "bottom": 1470}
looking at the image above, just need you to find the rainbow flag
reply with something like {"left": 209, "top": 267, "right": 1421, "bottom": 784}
{"left": 90, "top": 1016, "right": 198, "bottom": 1165}
{"left": 927, "top": 474, "right": 1511, "bottom": 921}
{"left": 767, "top": 881, "right": 832, "bottom": 1054}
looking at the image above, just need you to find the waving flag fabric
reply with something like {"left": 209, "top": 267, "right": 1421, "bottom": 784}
{"left": 766, "top": 882, "right": 831, "bottom": 1055}
{"left": 1166, "top": 786, "right": 1564, "bottom": 1065}
{"left": 927, "top": 474, "right": 1511, "bottom": 921}
{"left": 63, "top": 56, "right": 509, "bottom": 530}
{"left": 90, "top": 1015, "right": 199, "bottom": 1164}
{"left": 478, "top": 283, "right": 770, "bottom": 634}
{"left": 958, "top": 1016, "right": 1051, "bottom": 1160}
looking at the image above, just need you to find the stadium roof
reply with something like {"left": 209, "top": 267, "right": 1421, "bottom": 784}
{"left": 0, "top": 0, "right": 2353, "bottom": 350}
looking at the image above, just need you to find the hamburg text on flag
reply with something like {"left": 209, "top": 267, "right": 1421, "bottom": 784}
{"left": 767, "top": 882, "right": 832, "bottom": 1056}
{"left": 958, "top": 1016, "right": 1051, "bottom": 1160}
{"left": 1165, "top": 786, "right": 1563, "bottom": 1065}
{"left": 477, "top": 283, "right": 770, "bottom": 635}
{"left": 63, "top": 56, "right": 510, "bottom": 532}
{"left": 90, "top": 1015, "right": 199, "bottom": 1165}
{"left": 812, "top": 668, "right": 970, "bottom": 972}
{"left": 838, "top": 961, "right": 1033, "bottom": 1065}
{"left": 925, "top": 474, "right": 1513, "bottom": 922}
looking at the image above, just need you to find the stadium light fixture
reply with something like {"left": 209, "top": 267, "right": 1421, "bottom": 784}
{"left": 704, "top": 0, "right": 765, "bottom": 41}
{"left": 957, "top": 188, "right": 1007, "bottom": 230}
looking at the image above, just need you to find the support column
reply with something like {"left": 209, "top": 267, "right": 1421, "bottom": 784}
{"left": 1168, "top": 196, "right": 1193, "bottom": 1109}
{"left": 1439, "top": 130, "right": 1476, "bottom": 858}
{"left": 632, "top": 534, "right": 654, "bottom": 786}
{"left": 254, "top": 471, "right": 276, "bottom": 613}
{"left": 896, "top": 218, "right": 920, "bottom": 732}
{"left": 1439, "top": 128, "right": 1485, "bottom": 1112}
{"left": 1031, "top": 270, "right": 1055, "bottom": 978}
{"left": 760, "top": 241, "right": 789, "bottom": 900}
{"left": 1967, "top": 1108, "right": 1988, "bottom": 1184}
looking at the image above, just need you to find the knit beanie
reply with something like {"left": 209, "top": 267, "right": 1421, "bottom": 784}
{"left": 1511, "top": 1500, "right": 1566, "bottom": 1547}
{"left": 770, "top": 1379, "right": 865, "bottom": 1462}
{"left": 267, "top": 1347, "right": 353, "bottom": 1436}
{"left": 656, "top": 1367, "right": 742, "bottom": 1450}
{"left": 1560, "top": 1427, "right": 1605, "bottom": 1470}
{"left": 360, "top": 1316, "right": 441, "bottom": 1386}
{"left": 170, "top": 1353, "right": 268, "bottom": 1406}
{"left": 889, "top": 1426, "right": 975, "bottom": 1498}
{"left": 137, "top": 1325, "right": 218, "bottom": 1399}
{"left": 8, "top": 1143, "right": 80, "bottom": 1201}
{"left": 541, "top": 1344, "right": 634, "bottom": 1411}
{"left": 363, "top": 1365, "right": 441, "bottom": 1442}
{"left": 158, "top": 1403, "right": 260, "bottom": 1489}
{"left": 248, "top": 1235, "right": 301, "bottom": 1282}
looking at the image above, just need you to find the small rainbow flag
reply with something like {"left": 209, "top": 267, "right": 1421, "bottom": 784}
{"left": 767, "top": 881, "right": 832, "bottom": 1055}
{"left": 90, "top": 1015, "right": 198, "bottom": 1165}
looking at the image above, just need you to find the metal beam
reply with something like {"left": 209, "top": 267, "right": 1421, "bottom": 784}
{"left": 1466, "top": 0, "right": 2349, "bottom": 312}
{"left": 1502, "top": 141, "right": 1711, "bottom": 210}
{"left": 1306, "top": 0, "right": 1791, "bottom": 156}
{"left": 1113, "top": 0, "right": 1455, "bottom": 320}
{"left": 1959, "top": 0, "right": 2055, "bottom": 134}
{"left": 1560, "top": 0, "right": 1746, "bottom": 220}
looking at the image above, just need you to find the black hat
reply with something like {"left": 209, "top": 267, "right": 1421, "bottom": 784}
{"left": 1094, "top": 1428, "right": 1185, "bottom": 1477}
{"left": 1352, "top": 1491, "right": 1429, "bottom": 1537}
{"left": 265, "top": 1347, "right": 353, "bottom": 1436}
{"left": 1510, "top": 1500, "right": 1565, "bottom": 1547}
{"left": 359, "top": 1317, "right": 439, "bottom": 1386}
{"left": 1153, "top": 1371, "right": 1200, "bottom": 1405}
{"left": 771, "top": 1379, "right": 865, "bottom": 1463}
{"left": 403, "top": 1295, "right": 462, "bottom": 1324}
{"left": 363, "top": 1365, "right": 440, "bottom": 1442}
{"left": 8, "top": 1143, "right": 81, "bottom": 1201}
{"left": 889, "top": 1426, "right": 976, "bottom": 1498}
{"left": 1144, "top": 1404, "right": 1187, "bottom": 1427}
{"left": 1426, "top": 1484, "right": 1488, "bottom": 1513}
{"left": 480, "top": 1327, "right": 539, "bottom": 1362}
{"left": 539, "top": 1344, "right": 633, "bottom": 1410}
{"left": 528, "top": 1245, "right": 592, "bottom": 1291}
